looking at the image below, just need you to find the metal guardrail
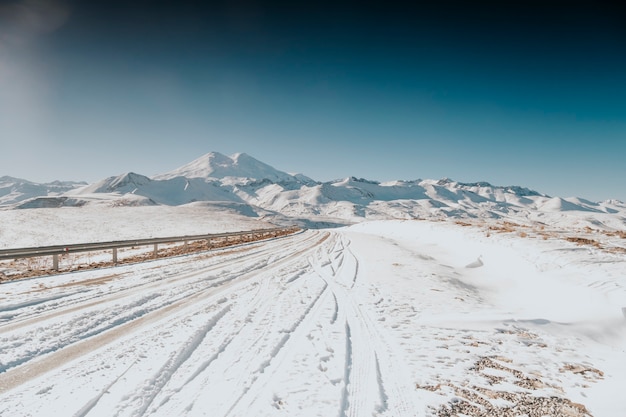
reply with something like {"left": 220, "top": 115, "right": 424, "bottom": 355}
{"left": 0, "top": 226, "right": 300, "bottom": 271}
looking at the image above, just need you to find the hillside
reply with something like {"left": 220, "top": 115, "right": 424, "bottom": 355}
{"left": 2, "top": 152, "right": 625, "bottom": 231}
{"left": 0, "top": 176, "right": 86, "bottom": 207}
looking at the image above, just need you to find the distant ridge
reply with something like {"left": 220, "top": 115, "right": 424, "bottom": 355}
{"left": 2, "top": 152, "right": 625, "bottom": 231}
{"left": 0, "top": 176, "right": 86, "bottom": 207}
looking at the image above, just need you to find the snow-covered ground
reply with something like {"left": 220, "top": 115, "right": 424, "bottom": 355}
{"left": 0, "top": 202, "right": 274, "bottom": 249}
{"left": 1, "top": 219, "right": 624, "bottom": 416}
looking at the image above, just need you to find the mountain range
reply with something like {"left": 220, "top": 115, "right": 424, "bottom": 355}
{"left": 2, "top": 152, "right": 625, "bottom": 228}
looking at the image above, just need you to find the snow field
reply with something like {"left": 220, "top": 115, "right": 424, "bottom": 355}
{"left": 346, "top": 220, "right": 626, "bottom": 415}
{"left": 0, "top": 204, "right": 274, "bottom": 249}
{"left": 0, "top": 220, "right": 624, "bottom": 416}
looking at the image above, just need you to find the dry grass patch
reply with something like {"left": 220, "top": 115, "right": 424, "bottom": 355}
{"left": 607, "top": 246, "right": 626, "bottom": 254}
{"left": 488, "top": 221, "right": 526, "bottom": 234}
{"left": 455, "top": 220, "right": 473, "bottom": 227}
{"left": 420, "top": 356, "right": 594, "bottom": 417}
{"left": 565, "top": 237, "right": 601, "bottom": 248}
{"left": 603, "top": 230, "right": 626, "bottom": 239}
{"left": 560, "top": 364, "right": 604, "bottom": 380}
{"left": 488, "top": 224, "right": 516, "bottom": 233}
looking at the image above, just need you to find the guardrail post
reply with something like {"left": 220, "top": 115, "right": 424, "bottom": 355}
{"left": 153, "top": 243, "right": 158, "bottom": 259}
{"left": 53, "top": 254, "right": 59, "bottom": 271}
{"left": 112, "top": 248, "right": 117, "bottom": 264}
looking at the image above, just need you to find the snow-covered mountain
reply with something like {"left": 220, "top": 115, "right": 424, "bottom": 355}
{"left": 0, "top": 176, "right": 86, "bottom": 207}
{"left": 3, "top": 152, "right": 625, "bottom": 229}
{"left": 66, "top": 171, "right": 242, "bottom": 207}
{"left": 154, "top": 152, "right": 316, "bottom": 186}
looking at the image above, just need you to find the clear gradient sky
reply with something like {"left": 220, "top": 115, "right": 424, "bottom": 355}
{"left": 1, "top": 0, "right": 625, "bottom": 201}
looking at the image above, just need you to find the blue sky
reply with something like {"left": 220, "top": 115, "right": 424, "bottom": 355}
{"left": 1, "top": 1, "right": 625, "bottom": 201}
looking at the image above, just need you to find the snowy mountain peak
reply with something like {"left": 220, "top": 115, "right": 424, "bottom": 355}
{"left": 231, "top": 152, "right": 252, "bottom": 162}
{"left": 0, "top": 175, "right": 24, "bottom": 184}
{"left": 154, "top": 152, "right": 230, "bottom": 180}
{"left": 109, "top": 172, "right": 152, "bottom": 189}
{"left": 71, "top": 172, "right": 153, "bottom": 195}
{"left": 0, "top": 176, "right": 86, "bottom": 207}
{"left": 154, "top": 152, "right": 295, "bottom": 183}
{"left": 432, "top": 178, "right": 543, "bottom": 197}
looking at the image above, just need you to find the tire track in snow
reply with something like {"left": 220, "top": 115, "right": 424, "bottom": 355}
{"left": 93, "top": 276, "right": 274, "bottom": 417}
{"left": 0, "top": 290, "right": 89, "bottom": 315}
{"left": 175, "top": 278, "right": 285, "bottom": 415}
{"left": 337, "top": 234, "right": 418, "bottom": 416}
{"left": 0, "top": 282, "right": 230, "bottom": 394}
{"left": 0, "top": 292, "right": 163, "bottom": 374}
{"left": 346, "top": 249, "right": 359, "bottom": 289}
{"left": 0, "top": 231, "right": 328, "bottom": 394}
{"left": 339, "top": 321, "right": 353, "bottom": 417}
{"left": 1, "top": 230, "right": 321, "bottom": 331}
{"left": 163, "top": 235, "right": 332, "bottom": 415}
{"left": 0, "top": 254, "right": 237, "bottom": 328}
{"left": 326, "top": 235, "right": 358, "bottom": 289}
{"left": 313, "top": 232, "right": 416, "bottom": 417}
{"left": 72, "top": 359, "right": 139, "bottom": 417}
{"left": 0, "top": 260, "right": 259, "bottom": 376}
{"left": 146, "top": 277, "right": 277, "bottom": 414}
{"left": 341, "top": 313, "right": 378, "bottom": 417}
{"left": 374, "top": 353, "right": 390, "bottom": 414}
{"left": 310, "top": 239, "right": 379, "bottom": 417}
{"left": 128, "top": 305, "right": 232, "bottom": 417}
{"left": 0, "top": 232, "right": 322, "bottom": 357}
{"left": 224, "top": 280, "right": 331, "bottom": 416}
{"left": 331, "top": 292, "right": 339, "bottom": 324}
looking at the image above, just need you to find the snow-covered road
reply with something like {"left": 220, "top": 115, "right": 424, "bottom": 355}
{"left": 1, "top": 221, "right": 625, "bottom": 416}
